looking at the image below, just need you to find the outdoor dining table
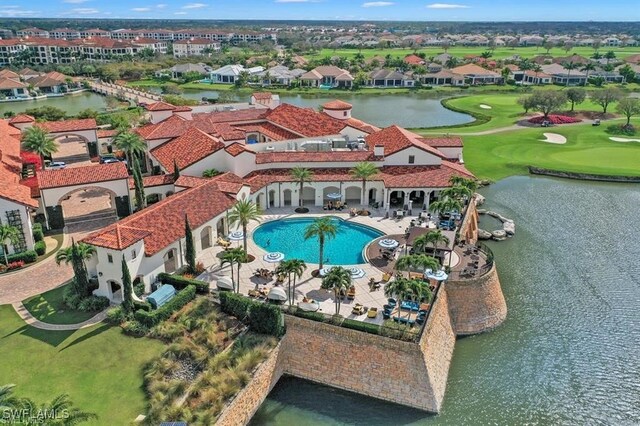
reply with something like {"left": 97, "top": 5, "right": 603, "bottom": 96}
{"left": 396, "top": 210, "right": 405, "bottom": 217}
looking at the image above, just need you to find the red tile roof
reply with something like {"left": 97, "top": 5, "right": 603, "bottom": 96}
{"left": 224, "top": 142, "right": 255, "bottom": 157}
{"left": 451, "top": 64, "right": 500, "bottom": 77}
{"left": 37, "top": 118, "right": 97, "bottom": 134}
{"left": 244, "top": 168, "right": 373, "bottom": 193}
{"left": 150, "top": 128, "right": 225, "bottom": 172}
{"left": 175, "top": 175, "right": 210, "bottom": 188}
{"left": 252, "top": 92, "right": 273, "bottom": 100}
{"left": 83, "top": 179, "right": 238, "bottom": 255}
{"left": 9, "top": 114, "right": 35, "bottom": 124}
{"left": 174, "top": 105, "right": 193, "bottom": 112}
{"left": 255, "top": 150, "right": 376, "bottom": 164}
{"left": 404, "top": 54, "right": 425, "bottom": 65}
{"left": 128, "top": 174, "right": 175, "bottom": 189}
{"left": 418, "top": 136, "right": 463, "bottom": 148}
{"left": 344, "top": 117, "right": 380, "bottom": 134}
{"left": 380, "top": 163, "right": 474, "bottom": 188}
{"left": 322, "top": 100, "right": 352, "bottom": 111}
{"left": 0, "top": 120, "right": 38, "bottom": 207}
{"left": 265, "top": 104, "right": 345, "bottom": 137}
{"left": 237, "top": 122, "right": 299, "bottom": 141}
{"left": 37, "top": 162, "right": 129, "bottom": 190}
{"left": 145, "top": 101, "right": 176, "bottom": 111}
{"left": 366, "top": 125, "right": 445, "bottom": 158}
{"left": 97, "top": 129, "right": 118, "bottom": 138}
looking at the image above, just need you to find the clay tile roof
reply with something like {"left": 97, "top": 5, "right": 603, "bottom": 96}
{"left": 418, "top": 136, "right": 463, "bottom": 148}
{"left": 236, "top": 122, "right": 299, "bottom": 141}
{"left": 175, "top": 175, "right": 210, "bottom": 188}
{"left": 128, "top": 174, "right": 175, "bottom": 189}
{"left": 0, "top": 120, "right": 38, "bottom": 207}
{"left": 145, "top": 101, "right": 177, "bottom": 111}
{"left": 265, "top": 104, "right": 345, "bottom": 137}
{"left": 255, "top": 150, "right": 375, "bottom": 164}
{"left": 224, "top": 142, "right": 254, "bottom": 156}
{"left": 37, "top": 118, "right": 97, "bottom": 134}
{"left": 97, "top": 129, "right": 118, "bottom": 138}
{"left": 173, "top": 105, "right": 192, "bottom": 112}
{"left": 150, "top": 128, "right": 225, "bottom": 172}
{"left": 322, "top": 100, "right": 352, "bottom": 111}
{"left": 344, "top": 117, "right": 380, "bottom": 134}
{"left": 404, "top": 54, "right": 425, "bottom": 65}
{"left": 450, "top": 63, "right": 500, "bottom": 76}
{"left": 380, "top": 163, "right": 474, "bottom": 188}
{"left": 244, "top": 168, "right": 377, "bottom": 193}
{"left": 9, "top": 114, "right": 35, "bottom": 124}
{"left": 82, "top": 179, "right": 238, "bottom": 255}
{"left": 252, "top": 92, "right": 273, "bottom": 100}
{"left": 0, "top": 70, "right": 20, "bottom": 79}
{"left": 37, "top": 162, "right": 129, "bottom": 190}
{"left": 0, "top": 78, "right": 27, "bottom": 90}
{"left": 366, "top": 125, "right": 445, "bottom": 158}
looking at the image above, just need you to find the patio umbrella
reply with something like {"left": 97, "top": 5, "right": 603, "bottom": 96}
{"left": 348, "top": 267, "right": 366, "bottom": 279}
{"left": 378, "top": 238, "right": 399, "bottom": 249}
{"left": 267, "top": 286, "right": 287, "bottom": 302}
{"left": 216, "top": 276, "right": 234, "bottom": 290}
{"left": 326, "top": 192, "right": 342, "bottom": 200}
{"left": 319, "top": 266, "right": 334, "bottom": 277}
{"left": 228, "top": 230, "right": 244, "bottom": 241}
{"left": 263, "top": 252, "right": 285, "bottom": 263}
{"left": 425, "top": 268, "right": 448, "bottom": 282}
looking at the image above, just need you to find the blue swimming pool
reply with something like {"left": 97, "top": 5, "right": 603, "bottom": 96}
{"left": 253, "top": 217, "right": 384, "bottom": 265}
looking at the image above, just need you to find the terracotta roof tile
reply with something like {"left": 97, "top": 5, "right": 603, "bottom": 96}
{"left": 252, "top": 92, "right": 273, "bottom": 100}
{"left": 128, "top": 174, "right": 175, "bottom": 189}
{"left": 418, "top": 136, "right": 463, "bottom": 148}
{"left": 265, "top": 104, "right": 345, "bottom": 137}
{"left": 150, "top": 128, "right": 225, "bottom": 172}
{"left": 145, "top": 101, "right": 176, "bottom": 111}
{"left": 175, "top": 175, "right": 210, "bottom": 188}
{"left": 0, "top": 120, "right": 38, "bottom": 207}
{"left": 97, "top": 129, "right": 118, "bottom": 138}
{"left": 37, "top": 118, "right": 97, "bottom": 134}
{"left": 255, "top": 150, "right": 376, "bottom": 164}
{"left": 224, "top": 142, "right": 254, "bottom": 157}
{"left": 83, "top": 179, "right": 238, "bottom": 255}
{"left": 366, "top": 125, "right": 445, "bottom": 158}
{"left": 380, "top": 164, "right": 474, "bottom": 188}
{"left": 244, "top": 168, "right": 373, "bottom": 193}
{"left": 9, "top": 114, "right": 35, "bottom": 124}
{"left": 322, "top": 100, "right": 352, "bottom": 111}
{"left": 38, "top": 162, "right": 129, "bottom": 190}
{"left": 236, "top": 122, "right": 299, "bottom": 141}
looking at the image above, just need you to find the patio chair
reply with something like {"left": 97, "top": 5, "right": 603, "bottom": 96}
{"left": 351, "top": 303, "right": 366, "bottom": 315}
{"left": 382, "top": 272, "right": 392, "bottom": 282}
{"left": 346, "top": 286, "right": 356, "bottom": 300}
{"left": 367, "top": 307, "right": 378, "bottom": 318}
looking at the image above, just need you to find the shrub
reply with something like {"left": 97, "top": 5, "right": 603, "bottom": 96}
{"left": 248, "top": 303, "right": 283, "bottom": 336}
{"left": 528, "top": 115, "right": 581, "bottom": 124}
{"left": 121, "top": 320, "right": 149, "bottom": 337}
{"left": 78, "top": 295, "right": 110, "bottom": 312}
{"left": 219, "top": 292, "right": 252, "bottom": 320}
{"left": 6, "top": 261, "right": 25, "bottom": 270}
{"left": 34, "top": 241, "right": 46, "bottom": 256}
{"left": 606, "top": 123, "right": 636, "bottom": 136}
{"left": 134, "top": 285, "right": 196, "bottom": 327}
{"left": 157, "top": 272, "right": 209, "bottom": 294}
{"left": 63, "top": 286, "right": 83, "bottom": 309}
{"left": 341, "top": 318, "right": 380, "bottom": 335}
{"left": 32, "top": 224, "right": 44, "bottom": 242}
{"left": 133, "top": 300, "right": 151, "bottom": 312}
{"left": 106, "top": 306, "right": 128, "bottom": 325}
{"left": 2, "top": 250, "right": 37, "bottom": 265}
{"left": 294, "top": 309, "right": 326, "bottom": 323}
{"left": 134, "top": 281, "right": 145, "bottom": 298}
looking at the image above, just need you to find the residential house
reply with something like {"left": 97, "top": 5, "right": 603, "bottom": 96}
{"left": 519, "top": 35, "right": 544, "bottom": 46}
{"left": 541, "top": 63, "right": 587, "bottom": 85}
{"left": 419, "top": 70, "right": 465, "bottom": 86}
{"left": 404, "top": 54, "right": 425, "bottom": 66}
{"left": 258, "top": 66, "right": 305, "bottom": 86}
{"left": 25, "top": 71, "right": 68, "bottom": 94}
{"left": 173, "top": 38, "right": 221, "bottom": 58}
{"left": 521, "top": 70, "right": 553, "bottom": 85}
{"left": 367, "top": 69, "right": 414, "bottom": 87}
{"left": 300, "top": 66, "right": 353, "bottom": 88}
{"left": 450, "top": 64, "right": 503, "bottom": 85}
{"left": 209, "top": 64, "right": 264, "bottom": 84}
{"left": 157, "top": 63, "right": 211, "bottom": 79}
{"left": 16, "top": 28, "right": 49, "bottom": 38}
{"left": 0, "top": 75, "right": 28, "bottom": 98}
{"left": 590, "top": 68, "right": 624, "bottom": 83}
{"left": 49, "top": 28, "right": 81, "bottom": 40}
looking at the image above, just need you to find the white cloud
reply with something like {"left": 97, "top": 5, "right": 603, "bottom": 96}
{"left": 132, "top": 7, "right": 151, "bottom": 11}
{"left": 362, "top": 1, "right": 394, "bottom": 6}
{"left": 426, "top": 3, "right": 469, "bottom": 8}
{"left": 71, "top": 7, "right": 99, "bottom": 14}
{"left": 182, "top": 2, "right": 207, "bottom": 8}
{"left": 156, "top": 3, "right": 167, "bottom": 8}
{"left": 0, "top": 7, "right": 38, "bottom": 16}
{"left": 174, "top": 11, "right": 187, "bottom": 14}
{"left": 63, "top": 0, "right": 89, "bottom": 3}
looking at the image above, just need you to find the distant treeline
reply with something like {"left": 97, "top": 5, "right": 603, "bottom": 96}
{"left": 2, "top": 19, "right": 640, "bottom": 35}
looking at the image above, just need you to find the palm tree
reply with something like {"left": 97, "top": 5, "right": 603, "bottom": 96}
{"left": 413, "top": 230, "right": 450, "bottom": 259}
{"left": 441, "top": 185, "right": 472, "bottom": 203}
{"left": 228, "top": 199, "right": 261, "bottom": 253}
{"left": 449, "top": 176, "right": 478, "bottom": 192}
{"left": 114, "top": 131, "right": 146, "bottom": 169}
{"left": 562, "top": 62, "right": 577, "bottom": 87}
{"left": 320, "top": 266, "right": 352, "bottom": 315}
{"left": 275, "top": 260, "right": 295, "bottom": 305}
{"left": 350, "top": 162, "right": 378, "bottom": 206}
{"left": 408, "top": 279, "right": 433, "bottom": 321}
{"left": 220, "top": 247, "right": 246, "bottom": 293}
{"left": 0, "top": 384, "right": 20, "bottom": 412}
{"left": 394, "top": 254, "right": 439, "bottom": 278}
{"left": 289, "top": 259, "right": 307, "bottom": 305}
{"left": 55, "top": 241, "right": 96, "bottom": 269}
{"left": 604, "top": 50, "right": 616, "bottom": 65}
{"left": 303, "top": 217, "right": 337, "bottom": 270}
{"left": 290, "top": 167, "right": 313, "bottom": 208}
{"left": 429, "top": 197, "right": 463, "bottom": 219}
{"left": 21, "top": 126, "right": 58, "bottom": 168}
{"left": 20, "top": 393, "right": 97, "bottom": 425}
{"left": 581, "top": 63, "right": 596, "bottom": 86}
{"left": 0, "top": 224, "right": 20, "bottom": 265}
{"left": 384, "top": 278, "right": 411, "bottom": 320}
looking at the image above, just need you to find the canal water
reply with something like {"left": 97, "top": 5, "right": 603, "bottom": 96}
{"left": 250, "top": 176, "right": 640, "bottom": 425}
{"left": 0, "top": 92, "right": 108, "bottom": 116}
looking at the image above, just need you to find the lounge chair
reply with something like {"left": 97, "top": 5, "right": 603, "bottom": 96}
{"left": 351, "top": 303, "right": 366, "bottom": 315}
{"left": 382, "top": 272, "right": 391, "bottom": 282}
{"left": 346, "top": 286, "right": 356, "bottom": 300}
{"left": 367, "top": 307, "right": 378, "bottom": 318}
{"left": 248, "top": 289, "right": 261, "bottom": 298}
{"left": 217, "top": 238, "right": 231, "bottom": 248}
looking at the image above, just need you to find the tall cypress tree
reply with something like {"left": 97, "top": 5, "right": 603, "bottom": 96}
{"left": 132, "top": 157, "right": 146, "bottom": 211}
{"left": 121, "top": 255, "right": 133, "bottom": 313}
{"left": 173, "top": 160, "right": 180, "bottom": 181}
{"left": 184, "top": 214, "right": 196, "bottom": 274}
{"left": 70, "top": 239, "right": 90, "bottom": 298}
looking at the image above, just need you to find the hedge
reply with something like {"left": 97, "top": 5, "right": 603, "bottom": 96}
{"left": 156, "top": 272, "right": 209, "bottom": 294}
{"left": 341, "top": 318, "right": 381, "bottom": 336}
{"left": 34, "top": 241, "right": 46, "bottom": 256}
{"left": 293, "top": 309, "right": 326, "bottom": 323}
{"left": 134, "top": 285, "right": 196, "bottom": 327}
{"left": 249, "top": 303, "right": 283, "bottom": 336}
{"left": 32, "top": 224, "right": 44, "bottom": 243}
{"left": 219, "top": 291, "right": 252, "bottom": 320}
{"left": 2, "top": 250, "right": 37, "bottom": 265}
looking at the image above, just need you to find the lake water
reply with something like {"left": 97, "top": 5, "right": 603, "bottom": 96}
{"left": 181, "top": 89, "right": 473, "bottom": 128}
{"left": 250, "top": 176, "right": 640, "bottom": 425}
{"left": 0, "top": 92, "right": 108, "bottom": 116}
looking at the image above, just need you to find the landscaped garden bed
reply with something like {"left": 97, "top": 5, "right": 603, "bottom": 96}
{"left": 528, "top": 115, "right": 582, "bottom": 125}
{"left": 22, "top": 282, "right": 106, "bottom": 325}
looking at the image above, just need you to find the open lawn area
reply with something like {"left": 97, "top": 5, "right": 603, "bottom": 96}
{"left": 460, "top": 119, "right": 640, "bottom": 181}
{"left": 0, "top": 304, "right": 163, "bottom": 425}
{"left": 22, "top": 283, "right": 100, "bottom": 325}
{"left": 308, "top": 46, "right": 640, "bottom": 61}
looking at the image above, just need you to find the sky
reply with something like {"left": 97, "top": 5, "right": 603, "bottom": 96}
{"left": 0, "top": 0, "right": 639, "bottom": 22}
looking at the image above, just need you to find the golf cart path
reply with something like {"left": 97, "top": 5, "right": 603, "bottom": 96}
{"left": 419, "top": 118, "right": 599, "bottom": 136}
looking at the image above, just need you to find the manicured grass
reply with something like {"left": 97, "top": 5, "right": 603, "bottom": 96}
{"left": 309, "top": 46, "right": 640, "bottom": 61}
{"left": 22, "top": 283, "right": 98, "bottom": 325}
{"left": 461, "top": 119, "right": 640, "bottom": 181}
{"left": 0, "top": 304, "right": 164, "bottom": 425}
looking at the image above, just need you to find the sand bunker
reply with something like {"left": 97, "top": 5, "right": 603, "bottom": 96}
{"left": 540, "top": 133, "right": 567, "bottom": 144}
{"left": 609, "top": 137, "right": 640, "bottom": 143}
{"left": 479, "top": 104, "right": 492, "bottom": 109}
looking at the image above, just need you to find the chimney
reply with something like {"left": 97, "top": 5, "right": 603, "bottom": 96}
{"left": 374, "top": 144, "right": 384, "bottom": 158}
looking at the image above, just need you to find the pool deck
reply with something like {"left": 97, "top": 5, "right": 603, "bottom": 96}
{"left": 196, "top": 206, "right": 421, "bottom": 324}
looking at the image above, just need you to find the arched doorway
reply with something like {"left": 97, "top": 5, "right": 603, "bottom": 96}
{"left": 389, "top": 190, "right": 405, "bottom": 208}
{"left": 51, "top": 134, "right": 91, "bottom": 165}
{"left": 268, "top": 190, "right": 276, "bottom": 208}
{"left": 216, "top": 217, "right": 227, "bottom": 237}
{"left": 59, "top": 186, "right": 118, "bottom": 231}
{"left": 410, "top": 190, "right": 425, "bottom": 206}
{"left": 302, "top": 187, "right": 316, "bottom": 206}
{"left": 108, "top": 280, "right": 122, "bottom": 302}
{"left": 256, "top": 193, "right": 265, "bottom": 210}
{"left": 163, "top": 248, "right": 178, "bottom": 273}
{"left": 200, "top": 226, "right": 212, "bottom": 250}
{"left": 368, "top": 188, "right": 377, "bottom": 205}
{"left": 322, "top": 186, "right": 340, "bottom": 204}
{"left": 283, "top": 189, "right": 292, "bottom": 206}
{"left": 344, "top": 186, "right": 361, "bottom": 205}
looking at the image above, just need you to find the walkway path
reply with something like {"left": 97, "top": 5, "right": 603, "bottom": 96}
{"left": 88, "top": 80, "right": 162, "bottom": 105}
{"left": 12, "top": 302, "right": 108, "bottom": 330}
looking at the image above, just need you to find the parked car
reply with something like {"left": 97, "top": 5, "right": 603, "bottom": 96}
{"left": 47, "top": 161, "right": 66, "bottom": 170}
{"left": 592, "top": 119, "right": 601, "bottom": 126}
{"left": 99, "top": 154, "right": 117, "bottom": 164}
{"left": 102, "top": 157, "right": 120, "bottom": 164}
{"left": 541, "top": 120, "right": 553, "bottom": 127}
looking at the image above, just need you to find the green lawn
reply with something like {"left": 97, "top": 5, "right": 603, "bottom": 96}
{"left": 0, "top": 304, "right": 163, "bottom": 425}
{"left": 309, "top": 46, "right": 640, "bottom": 61}
{"left": 22, "top": 283, "right": 99, "bottom": 325}
{"left": 461, "top": 119, "right": 640, "bottom": 181}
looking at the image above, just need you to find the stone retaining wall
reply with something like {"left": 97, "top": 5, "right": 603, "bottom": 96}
{"left": 446, "top": 263, "right": 507, "bottom": 335}
{"left": 459, "top": 197, "right": 480, "bottom": 244}
{"left": 529, "top": 166, "right": 640, "bottom": 183}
